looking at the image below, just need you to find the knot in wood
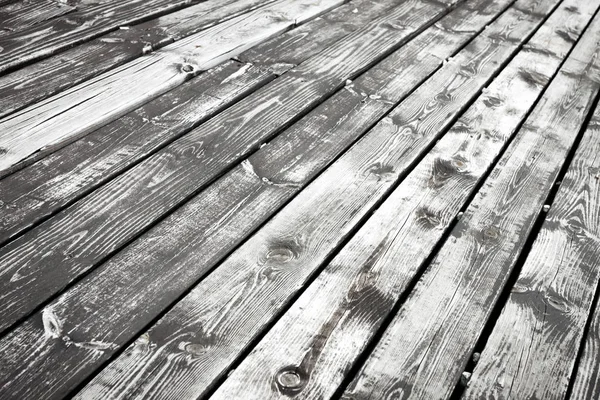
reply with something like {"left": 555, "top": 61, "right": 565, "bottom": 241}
{"left": 416, "top": 207, "right": 441, "bottom": 229}
{"left": 366, "top": 162, "right": 394, "bottom": 181}
{"left": 482, "top": 226, "right": 500, "bottom": 241}
{"left": 545, "top": 293, "right": 571, "bottom": 314}
{"left": 266, "top": 246, "right": 296, "bottom": 263}
{"left": 482, "top": 94, "right": 503, "bottom": 108}
{"left": 182, "top": 64, "right": 195, "bottom": 73}
{"left": 275, "top": 367, "right": 306, "bottom": 394}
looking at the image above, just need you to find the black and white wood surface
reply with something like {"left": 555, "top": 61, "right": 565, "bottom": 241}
{"left": 341, "top": 4, "right": 600, "bottom": 399}
{"left": 0, "top": 0, "right": 454, "bottom": 336}
{"left": 1, "top": 0, "right": 600, "bottom": 399}
{"left": 0, "top": 0, "right": 276, "bottom": 118}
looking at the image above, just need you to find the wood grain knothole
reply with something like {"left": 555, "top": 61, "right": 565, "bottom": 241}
{"left": 275, "top": 366, "right": 306, "bottom": 394}
{"left": 482, "top": 95, "right": 503, "bottom": 108}
{"left": 183, "top": 343, "right": 207, "bottom": 356}
{"left": 182, "top": 64, "right": 195, "bottom": 73}
{"left": 416, "top": 207, "right": 442, "bottom": 229}
{"left": 545, "top": 293, "right": 571, "bottom": 314}
{"left": 367, "top": 162, "right": 395, "bottom": 181}
{"left": 266, "top": 246, "right": 296, "bottom": 263}
{"left": 518, "top": 68, "right": 548, "bottom": 87}
{"left": 482, "top": 226, "right": 500, "bottom": 241}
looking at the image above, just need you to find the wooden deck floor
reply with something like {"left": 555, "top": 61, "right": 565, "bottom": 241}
{"left": 1, "top": 0, "right": 600, "bottom": 398}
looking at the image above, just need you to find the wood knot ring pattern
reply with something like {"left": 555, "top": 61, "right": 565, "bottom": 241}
{"left": 275, "top": 367, "right": 306, "bottom": 394}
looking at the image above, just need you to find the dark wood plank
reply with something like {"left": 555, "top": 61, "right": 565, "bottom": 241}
{"left": 0, "top": 0, "right": 344, "bottom": 178}
{"left": 0, "top": 0, "right": 410, "bottom": 246}
{"left": 58, "top": 2, "right": 568, "bottom": 399}
{"left": 340, "top": 7, "right": 600, "bottom": 399}
{"left": 463, "top": 95, "right": 600, "bottom": 399}
{"left": 0, "top": 0, "right": 452, "bottom": 335}
{"left": 0, "top": 0, "right": 276, "bottom": 118}
{"left": 0, "top": 0, "right": 205, "bottom": 74}
{"left": 0, "top": 0, "right": 75, "bottom": 35}
{"left": 210, "top": 3, "right": 598, "bottom": 399}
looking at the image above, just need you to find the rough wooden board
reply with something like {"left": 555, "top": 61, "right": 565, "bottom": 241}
{"left": 62, "top": 4, "right": 566, "bottom": 399}
{"left": 0, "top": 3, "right": 475, "bottom": 390}
{"left": 0, "top": 0, "right": 201, "bottom": 74}
{"left": 210, "top": 5, "right": 599, "bottom": 400}
{"left": 0, "top": 2, "right": 515, "bottom": 399}
{"left": 462, "top": 100, "right": 600, "bottom": 399}
{"left": 341, "top": 9, "right": 600, "bottom": 400}
{"left": 0, "top": 0, "right": 276, "bottom": 119}
{"left": 0, "top": 0, "right": 408, "bottom": 246}
{"left": 0, "top": 0, "right": 344, "bottom": 179}
{"left": 572, "top": 287, "right": 600, "bottom": 399}
{"left": 0, "top": 61, "right": 274, "bottom": 246}
{"left": 0, "top": 0, "right": 75, "bottom": 35}
{"left": 237, "top": 0, "right": 415, "bottom": 74}
{"left": 0, "top": 0, "right": 451, "bottom": 335}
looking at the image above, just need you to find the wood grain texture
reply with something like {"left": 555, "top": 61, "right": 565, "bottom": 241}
{"left": 0, "top": 0, "right": 75, "bottom": 35}
{"left": 0, "top": 2, "right": 516, "bottom": 399}
{"left": 65, "top": 4, "right": 559, "bottom": 399}
{"left": 210, "top": 3, "right": 596, "bottom": 399}
{"left": 0, "top": 0, "right": 450, "bottom": 335}
{"left": 0, "top": 60, "right": 273, "bottom": 245}
{"left": 0, "top": 4, "right": 480, "bottom": 390}
{"left": 0, "top": 0, "right": 344, "bottom": 178}
{"left": 572, "top": 275, "right": 600, "bottom": 399}
{"left": 341, "top": 5, "right": 600, "bottom": 399}
{"left": 0, "top": 0, "right": 276, "bottom": 118}
{"left": 0, "top": 0, "right": 404, "bottom": 246}
{"left": 463, "top": 92, "right": 600, "bottom": 399}
{"left": 0, "top": 0, "right": 200, "bottom": 74}
{"left": 237, "top": 0, "right": 416, "bottom": 74}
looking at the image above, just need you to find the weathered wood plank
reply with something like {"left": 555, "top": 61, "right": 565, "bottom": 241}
{"left": 237, "top": 0, "right": 412, "bottom": 74}
{"left": 0, "top": 60, "right": 274, "bottom": 246}
{"left": 0, "top": 0, "right": 203, "bottom": 74}
{"left": 209, "top": 3, "right": 598, "bottom": 400}
{"left": 0, "top": 0, "right": 344, "bottom": 178}
{"left": 572, "top": 287, "right": 600, "bottom": 399}
{"left": 0, "top": 2, "right": 495, "bottom": 395}
{"left": 462, "top": 98, "right": 600, "bottom": 399}
{"left": 0, "top": 0, "right": 451, "bottom": 334}
{"left": 0, "top": 0, "right": 412, "bottom": 246}
{"left": 0, "top": 0, "right": 75, "bottom": 36}
{"left": 55, "top": 2, "right": 569, "bottom": 399}
{"left": 0, "top": 0, "right": 276, "bottom": 119}
{"left": 340, "top": 8, "right": 600, "bottom": 400}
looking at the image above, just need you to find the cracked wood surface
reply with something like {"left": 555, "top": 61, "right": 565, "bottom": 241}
{"left": 1, "top": 0, "right": 600, "bottom": 399}
{"left": 0, "top": 2, "right": 465, "bottom": 394}
{"left": 0, "top": 0, "right": 201, "bottom": 73}
{"left": 0, "top": 0, "right": 344, "bottom": 179}
{"left": 463, "top": 84, "right": 600, "bottom": 400}
{"left": 0, "top": 0, "right": 408, "bottom": 250}
{"left": 67, "top": 0, "right": 568, "bottom": 398}
{"left": 0, "top": 0, "right": 276, "bottom": 118}
{"left": 341, "top": 4, "right": 600, "bottom": 399}
{"left": 0, "top": 0, "right": 452, "bottom": 338}
{"left": 0, "top": 0, "right": 75, "bottom": 36}
{"left": 210, "top": 2, "right": 595, "bottom": 399}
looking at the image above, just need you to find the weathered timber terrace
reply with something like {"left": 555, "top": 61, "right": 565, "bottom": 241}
{"left": 0, "top": 0, "right": 600, "bottom": 398}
